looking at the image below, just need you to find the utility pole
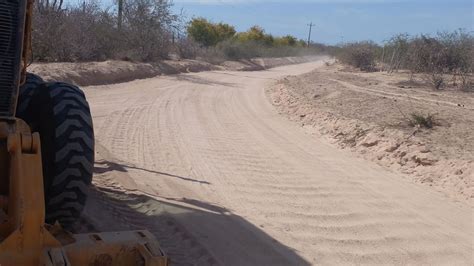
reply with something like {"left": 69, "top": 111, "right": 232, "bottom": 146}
{"left": 118, "top": 0, "right": 124, "bottom": 31}
{"left": 307, "top": 22, "right": 315, "bottom": 47}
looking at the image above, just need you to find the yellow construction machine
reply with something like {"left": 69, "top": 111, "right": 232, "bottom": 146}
{"left": 0, "top": 0, "right": 168, "bottom": 264}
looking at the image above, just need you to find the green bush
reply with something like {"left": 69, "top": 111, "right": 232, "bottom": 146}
{"left": 274, "top": 35, "right": 298, "bottom": 47}
{"left": 235, "top": 26, "right": 272, "bottom": 45}
{"left": 187, "top": 18, "right": 236, "bottom": 47}
{"left": 187, "top": 22, "right": 311, "bottom": 59}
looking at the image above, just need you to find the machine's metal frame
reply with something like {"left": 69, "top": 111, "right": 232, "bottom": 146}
{"left": 0, "top": 1, "right": 169, "bottom": 264}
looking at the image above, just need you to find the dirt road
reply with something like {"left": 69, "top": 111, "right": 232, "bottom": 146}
{"left": 83, "top": 58, "right": 472, "bottom": 265}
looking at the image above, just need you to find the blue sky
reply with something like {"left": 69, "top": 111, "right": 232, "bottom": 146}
{"left": 171, "top": 0, "right": 473, "bottom": 44}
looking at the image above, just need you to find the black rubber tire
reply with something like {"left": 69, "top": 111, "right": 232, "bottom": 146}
{"left": 17, "top": 73, "right": 44, "bottom": 116}
{"left": 16, "top": 76, "right": 94, "bottom": 228}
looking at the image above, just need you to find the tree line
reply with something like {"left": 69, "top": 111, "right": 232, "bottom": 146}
{"left": 182, "top": 18, "right": 325, "bottom": 60}
{"left": 186, "top": 18, "right": 306, "bottom": 48}
{"left": 32, "top": 0, "right": 179, "bottom": 62}
{"left": 30, "top": 1, "right": 322, "bottom": 62}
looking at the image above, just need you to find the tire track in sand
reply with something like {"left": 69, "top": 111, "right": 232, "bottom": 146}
{"left": 84, "top": 59, "right": 472, "bottom": 265}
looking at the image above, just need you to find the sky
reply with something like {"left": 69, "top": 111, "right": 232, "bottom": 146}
{"left": 171, "top": 0, "right": 473, "bottom": 44}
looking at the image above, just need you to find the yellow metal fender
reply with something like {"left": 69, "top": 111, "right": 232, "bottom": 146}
{"left": 0, "top": 119, "right": 168, "bottom": 266}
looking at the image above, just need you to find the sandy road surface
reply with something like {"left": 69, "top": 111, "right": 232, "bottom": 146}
{"left": 83, "top": 58, "right": 472, "bottom": 265}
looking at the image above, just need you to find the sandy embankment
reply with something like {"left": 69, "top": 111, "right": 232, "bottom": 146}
{"left": 29, "top": 56, "right": 318, "bottom": 86}
{"left": 267, "top": 63, "right": 473, "bottom": 204}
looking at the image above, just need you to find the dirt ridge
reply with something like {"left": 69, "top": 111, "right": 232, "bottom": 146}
{"left": 266, "top": 63, "right": 473, "bottom": 204}
{"left": 29, "top": 56, "right": 319, "bottom": 86}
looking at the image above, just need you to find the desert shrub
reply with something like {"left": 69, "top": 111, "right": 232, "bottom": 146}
{"left": 32, "top": 0, "right": 178, "bottom": 62}
{"left": 215, "top": 39, "right": 326, "bottom": 60}
{"left": 426, "top": 73, "right": 445, "bottom": 90}
{"left": 459, "top": 73, "right": 474, "bottom": 93}
{"left": 405, "top": 32, "right": 474, "bottom": 90}
{"left": 403, "top": 36, "right": 448, "bottom": 89}
{"left": 409, "top": 113, "right": 436, "bottom": 129}
{"left": 383, "top": 30, "right": 473, "bottom": 75}
{"left": 120, "top": 0, "right": 176, "bottom": 61}
{"left": 217, "top": 40, "right": 260, "bottom": 59}
{"left": 458, "top": 74, "right": 473, "bottom": 92}
{"left": 410, "top": 36, "right": 447, "bottom": 75}
{"left": 386, "top": 30, "right": 474, "bottom": 90}
{"left": 439, "top": 30, "right": 474, "bottom": 91}
{"left": 382, "top": 34, "right": 410, "bottom": 72}
{"left": 174, "top": 38, "right": 199, "bottom": 59}
{"left": 336, "top": 41, "right": 379, "bottom": 71}
{"left": 196, "top": 48, "right": 226, "bottom": 64}
{"left": 437, "top": 30, "right": 473, "bottom": 74}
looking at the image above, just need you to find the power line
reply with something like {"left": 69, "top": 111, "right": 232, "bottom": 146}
{"left": 307, "top": 22, "right": 315, "bottom": 47}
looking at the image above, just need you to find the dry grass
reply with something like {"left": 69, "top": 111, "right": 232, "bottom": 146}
{"left": 408, "top": 113, "right": 436, "bottom": 129}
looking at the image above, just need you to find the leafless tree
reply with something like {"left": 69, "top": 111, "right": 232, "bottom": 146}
{"left": 32, "top": 0, "right": 180, "bottom": 62}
